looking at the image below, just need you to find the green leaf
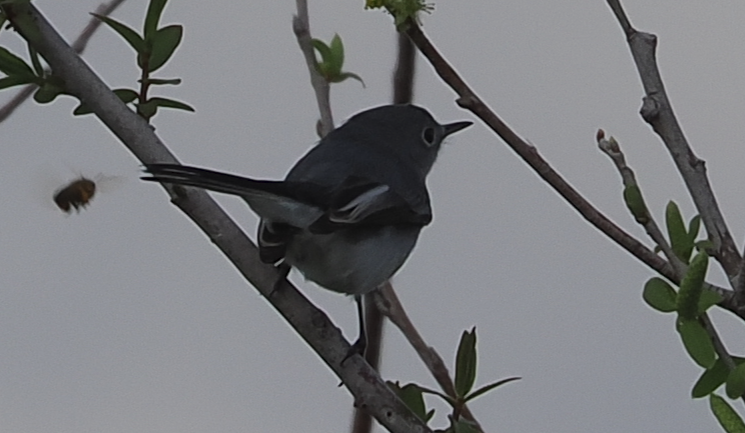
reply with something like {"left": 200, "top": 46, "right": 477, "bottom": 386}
{"left": 454, "top": 327, "right": 477, "bottom": 398}
{"left": 727, "top": 363, "right": 745, "bottom": 399}
{"left": 677, "top": 252, "right": 709, "bottom": 320}
{"left": 312, "top": 39, "right": 332, "bottom": 64}
{"left": 0, "top": 74, "right": 36, "bottom": 90}
{"left": 677, "top": 318, "right": 716, "bottom": 369}
{"left": 451, "top": 418, "right": 480, "bottom": 433}
{"left": 144, "top": 77, "right": 181, "bottom": 85}
{"left": 92, "top": 14, "right": 146, "bottom": 54}
{"left": 0, "top": 46, "right": 34, "bottom": 77}
{"left": 693, "top": 358, "right": 730, "bottom": 398}
{"left": 73, "top": 88, "right": 138, "bottom": 115}
{"left": 332, "top": 71, "right": 366, "bottom": 87}
{"left": 386, "top": 382, "right": 433, "bottom": 423}
{"left": 137, "top": 99, "right": 157, "bottom": 119}
{"left": 710, "top": 394, "right": 745, "bottom": 433}
{"left": 147, "top": 96, "right": 194, "bottom": 112}
{"left": 327, "top": 33, "right": 344, "bottom": 77}
{"left": 147, "top": 24, "right": 182, "bottom": 72}
{"left": 622, "top": 185, "right": 648, "bottom": 224}
{"left": 113, "top": 88, "right": 139, "bottom": 104}
{"left": 688, "top": 215, "right": 701, "bottom": 243}
{"left": 144, "top": 0, "right": 168, "bottom": 41}
{"left": 33, "top": 81, "right": 64, "bottom": 104}
{"left": 666, "top": 201, "right": 693, "bottom": 263}
{"left": 698, "top": 289, "right": 723, "bottom": 315}
{"left": 312, "top": 38, "right": 332, "bottom": 77}
{"left": 642, "top": 277, "right": 677, "bottom": 313}
{"left": 464, "top": 376, "right": 521, "bottom": 403}
{"left": 73, "top": 103, "right": 92, "bottom": 116}
{"left": 27, "top": 43, "right": 43, "bottom": 77}
{"left": 416, "top": 384, "right": 455, "bottom": 407}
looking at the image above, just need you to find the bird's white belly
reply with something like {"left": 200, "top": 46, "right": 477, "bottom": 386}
{"left": 285, "top": 225, "right": 421, "bottom": 295}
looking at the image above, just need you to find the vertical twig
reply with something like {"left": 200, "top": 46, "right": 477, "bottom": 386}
{"left": 292, "top": 0, "right": 334, "bottom": 136}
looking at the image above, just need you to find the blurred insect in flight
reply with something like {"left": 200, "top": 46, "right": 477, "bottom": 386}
{"left": 53, "top": 176, "right": 97, "bottom": 213}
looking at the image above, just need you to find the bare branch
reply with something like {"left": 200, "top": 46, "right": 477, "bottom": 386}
{"left": 0, "top": 0, "right": 126, "bottom": 123}
{"left": 292, "top": 0, "right": 333, "bottom": 136}
{"left": 2, "top": 4, "right": 430, "bottom": 432}
{"left": 605, "top": 0, "right": 741, "bottom": 285}
{"left": 403, "top": 21, "right": 677, "bottom": 292}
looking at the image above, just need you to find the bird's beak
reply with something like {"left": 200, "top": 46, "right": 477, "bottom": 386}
{"left": 443, "top": 121, "right": 473, "bottom": 137}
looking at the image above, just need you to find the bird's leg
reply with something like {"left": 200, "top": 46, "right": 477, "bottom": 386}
{"left": 342, "top": 294, "right": 366, "bottom": 365}
{"left": 269, "top": 262, "right": 292, "bottom": 297}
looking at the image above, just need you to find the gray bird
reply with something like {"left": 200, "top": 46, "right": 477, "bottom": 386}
{"left": 143, "top": 104, "right": 472, "bottom": 359}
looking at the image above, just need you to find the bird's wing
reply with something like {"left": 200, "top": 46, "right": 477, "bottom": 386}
{"left": 143, "top": 164, "right": 326, "bottom": 228}
{"left": 307, "top": 176, "right": 432, "bottom": 234}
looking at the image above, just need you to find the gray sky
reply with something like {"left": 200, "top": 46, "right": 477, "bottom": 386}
{"left": 1, "top": 1, "right": 744, "bottom": 432}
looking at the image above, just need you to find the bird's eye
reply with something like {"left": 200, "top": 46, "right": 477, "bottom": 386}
{"left": 421, "top": 127, "right": 436, "bottom": 146}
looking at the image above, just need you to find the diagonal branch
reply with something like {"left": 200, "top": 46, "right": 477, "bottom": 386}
{"left": 403, "top": 22, "right": 674, "bottom": 288}
{"left": 1, "top": 4, "right": 430, "bottom": 432}
{"left": 605, "top": 0, "right": 741, "bottom": 286}
{"left": 402, "top": 20, "right": 742, "bottom": 320}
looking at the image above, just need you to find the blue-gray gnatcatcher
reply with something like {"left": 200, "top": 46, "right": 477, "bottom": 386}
{"left": 143, "top": 104, "right": 472, "bottom": 358}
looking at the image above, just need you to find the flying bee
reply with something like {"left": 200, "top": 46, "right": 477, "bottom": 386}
{"left": 53, "top": 177, "right": 97, "bottom": 213}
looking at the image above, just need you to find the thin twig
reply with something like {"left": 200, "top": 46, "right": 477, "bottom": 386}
{"left": 0, "top": 0, "right": 126, "bottom": 123}
{"left": 597, "top": 131, "right": 686, "bottom": 275}
{"left": 292, "top": 0, "right": 333, "bottom": 136}
{"left": 605, "top": 0, "right": 741, "bottom": 287}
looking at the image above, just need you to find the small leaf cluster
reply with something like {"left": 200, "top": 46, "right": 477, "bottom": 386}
{"left": 663, "top": 201, "right": 704, "bottom": 264}
{"left": 311, "top": 34, "right": 364, "bottom": 87}
{"left": 644, "top": 254, "right": 720, "bottom": 369}
{"left": 387, "top": 328, "right": 520, "bottom": 432}
{"left": 710, "top": 394, "right": 745, "bottom": 433}
{"left": 641, "top": 201, "right": 745, "bottom": 429}
{"left": 0, "top": 0, "right": 192, "bottom": 121}
{"left": 365, "top": 0, "right": 433, "bottom": 29}
{"left": 643, "top": 201, "right": 721, "bottom": 371}
{"left": 0, "top": 41, "right": 66, "bottom": 103}
{"left": 78, "top": 0, "right": 193, "bottom": 120}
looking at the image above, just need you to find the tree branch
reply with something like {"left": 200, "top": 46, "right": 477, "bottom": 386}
{"left": 605, "top": 0, "right": 741, "bottom": 287}
{"left": 1, "top": 4, "right": 429, "bottom": 432}
{"left": 403, "top": 22, "right": 677, "bottom": 293}
{"left": 402, "top": 18, "right": 743, "bottom": 322}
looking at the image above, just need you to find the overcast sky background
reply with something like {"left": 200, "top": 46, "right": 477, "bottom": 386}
{"left": 2, "top": 1, "right": 745, "bottom": 432}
